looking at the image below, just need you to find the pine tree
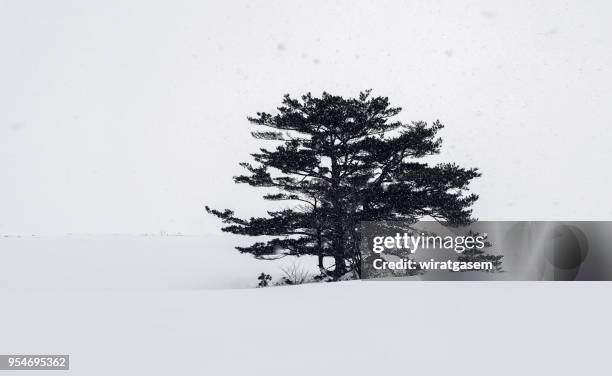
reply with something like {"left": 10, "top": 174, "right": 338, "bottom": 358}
{"left": 206, "top": 90, "right": 480, "bottom": 279}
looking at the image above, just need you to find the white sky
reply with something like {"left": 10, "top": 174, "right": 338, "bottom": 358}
{"left": 1, "top": 0, "right": 611, "bottom": 235}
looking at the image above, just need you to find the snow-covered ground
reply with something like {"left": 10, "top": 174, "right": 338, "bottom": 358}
{"left": 0, "top": 234, "right": 319, "bottom": 290}
{"left": 1, "top": 236, "right": 611, "bottom": 375}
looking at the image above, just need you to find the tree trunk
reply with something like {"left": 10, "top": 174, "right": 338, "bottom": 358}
{"left": 333, "top": 255, "right": 347, "bottom": 279}
{"left": 329, "top": 151, "right": 346, "bottom": 279}
{"left": 318, "top": 254, "right": 324, "bottom": 272}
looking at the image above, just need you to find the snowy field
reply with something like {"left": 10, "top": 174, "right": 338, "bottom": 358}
{"left": 0, "top": 234, "right": 320, "bottom": 290}
{"left": 1, "top": 236, "right": 611, "bottom": 375}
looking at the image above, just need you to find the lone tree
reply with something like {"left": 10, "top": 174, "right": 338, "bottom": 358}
{"left": 207, "top": 91, "right": 480, "bottom": 279}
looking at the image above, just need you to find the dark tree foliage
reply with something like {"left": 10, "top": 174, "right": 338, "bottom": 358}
{"left": 207, "top": 91, "right": 481, "bottom": 279}
{"left": 257, "top": 273, "right": 272, "bottom": 288}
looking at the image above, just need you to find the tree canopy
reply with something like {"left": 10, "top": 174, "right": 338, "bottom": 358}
{"left": 207, "top": 90, "right": 480, "bottom": 279}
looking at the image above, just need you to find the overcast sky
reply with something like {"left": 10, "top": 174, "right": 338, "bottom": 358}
{"left": 1, "top": 0, "right": 611, "bottom": 235}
